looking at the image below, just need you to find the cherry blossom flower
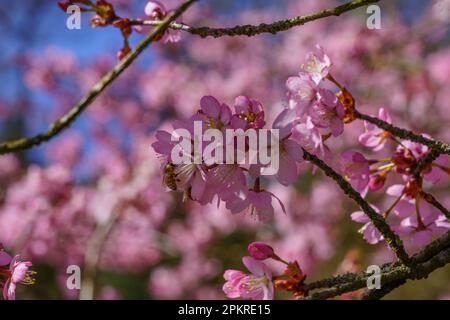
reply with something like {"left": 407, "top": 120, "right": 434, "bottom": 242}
{"left": 301, "top": 45, "right": 332, "bottom": 85}
{"left": 208, "top": 164, "right": 246, "bottom": 198}
{"left": 309, "top": 89, "right": 345, "bottom": 137}
{"left": 2, "top": 255, "right": 35, "bottom": 300}
{"left": 144, "top": 1, "right": 166, "bottom": 19}
{"left": 142, "top": 1, "right": 182, "bottom": 43}
{"left": 222, "top": 269, "right": 246, "bottom": 298}
{"left": 393, "top": 139, "right": 449, "bottom": 183}
{"left": 293, "top": 116, "right": 328, "bottom": 159}
{"left": 223, "top": 256, "right": 274, "bottom": 300}
{"left": 221, "top": 188, "right": 285, "bottom": 222}
{"left": 198, "top": 95, "right": 232, "bottom": 130}
{"left": 272, "top": 109, "right": 303, "bottom": 185}
{"left": 392, "top": 200, "right": 450, "bottom": 249}
{"left": 341, "top": 151, "right": 370, "bottom": 196}
{"left": 231, "top": 96, "right": 265, "bottom": 130}
{"left": 286, "top": 72, "right": 318, "bottom": 115}
{"left": 359, "top": 108, "right": 392, "bottom": 151}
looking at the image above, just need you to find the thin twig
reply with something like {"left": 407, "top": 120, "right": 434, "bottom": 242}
{"left": 133, "top": 0, "right": 380, "bottom": 38}
{"left": 79, "top": 209, "right": 120, "bottom": 300}
{"left": 421, "top": 191, "right": 450, "bottom": 220}
{"left": 0, "top": 0, "right": 197, "bottom": 155}
{"left": 302, "top": 149, "right": 412, "bottom": 265}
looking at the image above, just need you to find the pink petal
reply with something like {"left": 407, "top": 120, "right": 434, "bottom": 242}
{"left": 242, "top": 256, "right": 265, "bottom": 276}
{"left": 144, "top": 1, "right": 166, "bottom": 16}
{"left": 330, "top": 118, "right": 344, "bottom": 137}
{"left": 363, "top": 224, "right": 383, "bottom": 244}
{"left": 220, "top": 104, "right": 232, "bottom": 124}
{"left": 248, "top": 191, "right": 272, "bottom": 209}
{"left": 224, "top": 269, "right": 245, "bottom": 281}
{"left": 190, "top": 170, "right": 206, "bottom": 201}
{"left": 283, "top": 139, "right": 304, "bottom": 162}
{"left": 0, "top": 251, "right": 12, "bottom": 266}
{"left": 351, "top": 211, "right": 369, "bottom": 223}
{"left": 413, "top": 230, "right": 433, "bottom": 246}
{"left": 200, "top": 95, "right": 221, "bottom": 119}
{"left": 276, "top": 154, "right": 297, "bottom": 186}
{"left": 386, "top": 184, "right": 405, "bottom": 197}
{"left": 273, "top": 108, "right": 296, "bottom": 139}
{"left": 286, "top": 76, "right": 303, "bottom": 93}
{"left": 234, "top": 96, "right": 250, "bottom": 114}
{"left": 379, "top": 108, "right": 391, "bottom": 123}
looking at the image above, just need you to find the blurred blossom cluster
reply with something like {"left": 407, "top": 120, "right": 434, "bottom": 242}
{"left": 1, "top": 0, "right": 450, "bottom": 299}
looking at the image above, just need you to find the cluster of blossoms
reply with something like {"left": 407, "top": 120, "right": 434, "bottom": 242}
{"left": 152, "top": 94, "right": 303, "bottom": 222}
{"left": 58, "top": 1, "right": 181, "bottom": 60}
{"left": 151, "top": 46, "right": 356, "bottom": 222}
{"left": 347, "top": 117, "right": 450, "bottom": 249}
{"left": 285, "top": 45, "right": 356, "bottom": 160}
{"left": 0, "top": 245, "right": 34, "bottom": 300}
{"left": 153, "top": 43, "right": 450, "bottom": 270}
{"left": 223, "top": 242, "right": 306, "bottom": 300}
{"left": 2, "top": 0, "right": 450, "bottom": 300}
{"left": 215, "top": 46, "right": 448, "bottom": 298}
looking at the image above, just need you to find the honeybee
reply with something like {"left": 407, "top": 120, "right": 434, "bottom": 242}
{"left": 163, "top": 163, "right": 178, "bottom": 191}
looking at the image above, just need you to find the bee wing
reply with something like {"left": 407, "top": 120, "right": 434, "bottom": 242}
{"left": 156, "top": 154, "right": 168, "bottom": 168}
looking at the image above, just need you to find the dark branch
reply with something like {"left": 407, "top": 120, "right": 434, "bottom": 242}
{"left": 134, "top": 0, "right": 380, "bottom": 38}
{"left": 302, "top": 149, "right": 411, "bottom": 265}
{"left": 355, "top": 110, "right": 450, "bottom": 155}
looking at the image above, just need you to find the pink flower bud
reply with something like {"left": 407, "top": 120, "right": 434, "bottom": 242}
{"left": 248, "top": 242, "right": 274, "bottom": 260}
{"left": 368, "top": 173, "right": 386, "bottom": 191}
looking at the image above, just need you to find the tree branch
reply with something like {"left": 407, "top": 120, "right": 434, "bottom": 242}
{"left": 0, "top": 0, "right": 197, "bottom": 155}
{"left": 133, "top": 0, "right": 380, "bottom": 38}
{"left": 79, "top": 209, "right": 120, "bottom": 300}
{"left": 421, "top": 191, "right": 450, "bottom": 221}
{"left": 302, "top": 149, "right": 412, "bottom": 265}
{"left": 299, "top": 230, "right": 450, "bottom": 299}
{"left": 355, "top": 110, "right": 450, "bottom": 155}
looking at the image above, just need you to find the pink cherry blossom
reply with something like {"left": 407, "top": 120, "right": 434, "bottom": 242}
{"left": 341, "top": 151, "right": 370, "bottom": 196}
{"left": 199, "top": 95, "right": 232, "bottom": 130}
{"left": 293, "top": 116, "right": 328, "bottom": 159}
{"left": 359, "top": 108, "right": 392, "bottom": 151}
{"left": 144, "top": 1, "right": 166, "bottom": 19}
{"left": 223, "top": 269, "right": 246, "bottom": 298}
{"left": 392, "top": 138, "right": 448, "bottom": 184}
{"left": 392, "top": 200, "right": 450, "bottom": 249}
{"left": 208, "top": 164, "right": 246, "bottom": 199}
{"left": 221, "top": 188, "right": 285, "bottom": 222}
{"left": 301, "top": 45, "right": 332, "bottom": 85}
{"left": 309, "top": 88, "right": 345, "bottom": 137}
{"left": 223, "top": 256, "right": 274, "bottom": 300}
{"left": 272, "top": 108, "right": 303, "bottom": 185}
{"left": 142, "top": 1, "right": 181, "bottom": 43}
{"left": 286, "top": 72, "right": 317, "bottom": 115}
{"left": 2, "top": 255, "right": 34, "bottom": 300}
{"left": 231, "top": 96, "right": 265, "bottom": 130}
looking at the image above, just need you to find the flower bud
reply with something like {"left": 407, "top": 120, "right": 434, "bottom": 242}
{"left": 248, "top": 242, "right": 274, "bottom": 260}
{"left": 368, "top": 173, "right": 386, "bottom": 191}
